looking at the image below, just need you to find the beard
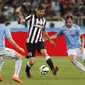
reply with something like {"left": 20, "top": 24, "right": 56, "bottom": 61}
{"left": 66, "top": 24, "right": 72, "bottom": 28}
{"left": 36, "top": 13, "right": 43, "bottom": 18}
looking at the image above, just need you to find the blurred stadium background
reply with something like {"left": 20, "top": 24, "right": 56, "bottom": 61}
{"left": 0, "top": 0, "right": 84, "bottom": 56}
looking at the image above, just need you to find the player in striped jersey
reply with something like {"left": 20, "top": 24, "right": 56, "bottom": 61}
{"left": 18, "top": 4, "right": 58, "bottom": 78}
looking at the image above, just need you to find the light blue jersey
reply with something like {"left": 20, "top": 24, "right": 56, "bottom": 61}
{"left": 56, "top": 24, "right": 82, "bottom": 50}
{"left": 0, "top": 24, "right": 12, "bottom": 51}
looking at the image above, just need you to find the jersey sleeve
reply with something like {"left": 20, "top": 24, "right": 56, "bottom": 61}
{"left": 25, "top": 14, "right": 32, "bottom": 22}
{"left": 56, "top": 28, "right": 63, "bottom": 37}
{"left": 5, "top": 27, "right": 12, "bottom": 38}
{"left": 77, "top": 26, "right": 82, "bottom": 35}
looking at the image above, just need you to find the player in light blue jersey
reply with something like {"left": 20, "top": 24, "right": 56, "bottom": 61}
{"left": 46, "top": 14, "right": 85, "bottom": 72}
{"left": 0, "top": 15, "right": 25, "bottom": 83}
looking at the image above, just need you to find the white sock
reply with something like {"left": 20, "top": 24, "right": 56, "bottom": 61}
{"left": 0, "top": 57, "right": 4, "bottom": 72}
{"left": 45, "top": 56, "right": 50, "bottom": 61}
{"left": 13, "top": 59, "right": 22, "bottom": 77}
{"left": 73, "top": 61, "right": 85, "bottom": 71}
{"left": 27, "top": 61, "right": 31, "bottom": 67}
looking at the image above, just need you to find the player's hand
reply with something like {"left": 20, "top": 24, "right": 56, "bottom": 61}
{"left": 43, "top": 36, "right": 48, "bottom": 41}
{"left": 19, "top": 47, "right": 25, "bottom": 52}
{"left": 80, "top": 47, "right": 84, "bottom": 54}
{"left": 49, "top": 40, "right": 56, "bottom": 46}
{"left": 18, "top": 12, "right": 24, "bottom": 19}
{"left": 18, "top": 12, "right": 24, "bottom": 24}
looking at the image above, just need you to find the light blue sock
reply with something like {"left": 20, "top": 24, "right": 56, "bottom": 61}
{"left": 73, "top": 61, "right": 85, "bottom": 71}
{"left": 0, "top": 57, "right": 4, "bottom": 72}
{"left": 13, "top": 59, "right": 22, "bottom": 77}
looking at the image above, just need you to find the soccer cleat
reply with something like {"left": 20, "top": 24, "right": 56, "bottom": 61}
{"left": 26, "top": 72, "right": 32, "bottom": 78}
{"left": 0, "top": 77, "right": 3, "bottom": 81}
{"left": 52, "top": 66, "right": 58, "bottom": 75}
{"left": 12, "top": 77, "right": 22, "bottom": 83}
{"left": 27, "top": 74, "right": 32, "bottom": 78}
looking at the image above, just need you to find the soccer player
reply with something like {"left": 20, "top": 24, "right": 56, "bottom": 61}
{"left": 0, "top": 15, "right": 24, "bottom": 83}
{"left": 18, "top": 4, "right": 58, "bottom": 78}
{"left": 47, "top": 14, "right": 85, "bottom": 72}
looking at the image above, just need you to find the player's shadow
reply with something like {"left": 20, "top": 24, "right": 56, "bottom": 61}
{"left": 32, "top": 75, "right": 85, "bottom": 80}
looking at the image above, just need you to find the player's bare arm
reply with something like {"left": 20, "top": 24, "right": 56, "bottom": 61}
{"left": 50, "top": 34, "right": 58, "bottom": 40}
{"left": 18, "top": 12, "right": 25, "bottom": 24}
{"left": 7, "top": 38, "right": 25, "bottom": 52}
{"left": 42, "top": 29, "right": 56, "bottom": 46}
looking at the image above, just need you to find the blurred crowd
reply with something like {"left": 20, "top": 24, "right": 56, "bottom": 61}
{"left": 0, "top": 0, "right": 85, "bottom": 21}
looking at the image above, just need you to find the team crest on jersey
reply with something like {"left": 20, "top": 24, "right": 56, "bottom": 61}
{"left": 34, "top": 24, "right": 44, "bottom": 28}
{"left": 34, "top": 18, "right": 44, "bottom": 28}
{"left": 70, "top": 29, "right": 74, "bottom": 32}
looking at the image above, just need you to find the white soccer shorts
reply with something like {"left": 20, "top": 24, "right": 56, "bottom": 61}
{"left": 67, "top": 48, "right": 85, "bottom": 59}
{"left": 0, "top": 47, "right": 16, "bottom": 59}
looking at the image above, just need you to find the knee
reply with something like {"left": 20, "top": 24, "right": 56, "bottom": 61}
{"left": 68, "top": 58, "right": 76, "bottom": 65}
{"left": 15, "top": 52, "right": 23, "bottom": 59}
{"left": 17, "top": 55, "right": 23, "bottom": 60}
{"left": 67, "top": 58, "right": 76, "bottom": 65}
{"left": 30, "top": 60, "right": 36, "bottom": 65}
{"left": 68, "top": 56, "right": 76, "bottom": 63}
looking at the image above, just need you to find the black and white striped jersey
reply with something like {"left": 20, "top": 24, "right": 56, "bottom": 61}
{"left": 25, "top": 14, "right": 46, "bottom": 43}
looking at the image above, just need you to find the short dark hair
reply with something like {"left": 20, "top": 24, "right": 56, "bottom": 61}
{"left": 0, "top": 14, "right": 6, "bottom": 23}
{"left": 37, "top": 4, "right": 46, "bottom": 10}
{"left": 65, "top": 14, "right": 74, "bottom": 21}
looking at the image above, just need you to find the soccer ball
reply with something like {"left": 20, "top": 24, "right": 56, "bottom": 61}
{"left": 39, "top": 65, "right": 49, "bottom": 75}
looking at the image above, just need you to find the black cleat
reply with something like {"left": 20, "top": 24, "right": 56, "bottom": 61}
{"left": 26, "top": 72, "right": 32, "bottom": 78}
{"left": 52, "top": 66, "right": 58, "bottom": 75}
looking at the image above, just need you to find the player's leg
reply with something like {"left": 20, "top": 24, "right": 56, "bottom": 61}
{"left": 25, "top": 43, "right": 36, "bottom": 78}
{"left": 4, "top": 48, "right": 23, "bottom": 83}
{"left": 67, "top": 48, "right": 85, "bottom": 71}
{"left": 0, "top": 57, "right": 4, "bottom": 81}
{"left": 37, "top": 42, "right": 58, "bottom": 75}
{"left": 40, "top": 49, "right": 58, "bottom": 75}
{"left": 77, "top": 48, "right": 85, "bottom": 63}
{"left": 26, "top": 57, "right": 35, "bottom": 78}
{"left": 12, "top": 52, "right": 22, "bottom": 83}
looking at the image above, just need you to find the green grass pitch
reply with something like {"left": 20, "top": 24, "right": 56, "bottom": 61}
{"left": 0, "top": 57, "right": 85, "bottom": 85}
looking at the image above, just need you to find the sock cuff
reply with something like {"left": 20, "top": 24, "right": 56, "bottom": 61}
{"left": 17, "top": 59, "right": 22, "bottom": 61}
{"left": 27, "top": 62, "right": 31, "bottom": 67}
{"left": 45, "top": 56, "right": 50, "bottom": 61}
{"left": 73, "top": 61, "right": 77, "bottom": 65}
